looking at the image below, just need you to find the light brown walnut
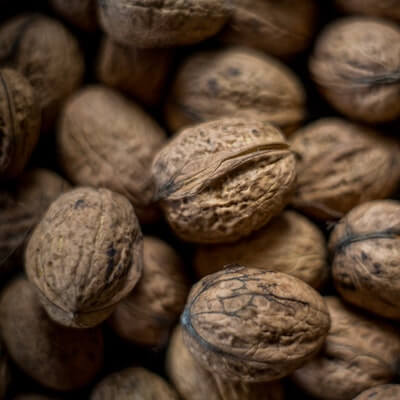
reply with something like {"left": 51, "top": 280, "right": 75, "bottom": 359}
{"left": 353, "top": 385, "right": 400, "bottom": 400}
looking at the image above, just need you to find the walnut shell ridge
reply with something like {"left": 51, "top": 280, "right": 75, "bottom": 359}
{"left": 353, "top": 385, "right": 400, "bottom": 400}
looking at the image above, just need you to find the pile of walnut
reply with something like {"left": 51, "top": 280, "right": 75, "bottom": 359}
{"left": 1, "top": 1, "right": 400, "bottom": 399}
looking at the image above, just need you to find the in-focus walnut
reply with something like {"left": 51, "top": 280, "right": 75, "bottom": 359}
{"left": 292, "top": 297, "right": 400, "bottom": 400}
{"left": 0, "top": 14, "right": 84, "bottom": 131}
{"left": 195, "top": 210, "right": 327, "bottom": 288}
{"left": 181, "top": 265, "right": 330, "bottom": 382}
{"left": 25, "top": 187, "right": 143, "bottom": 328}
{"left": 90, "top": 366, "right": 179, "bottom": 400}
{"left": 0, "top": 278, "right": 104, "bottom": 391}
{"left": 329, "top": 200, "right": 400, "bottom": 320}
{"left": 152, "top": 117, "right": 296, "bottom": 244}
{"left": 167, "top": 325, "right": 285, "bottom": 400}
{"left": 310, "top": 17, "right": 400, "bottom": 123}
{"left": 109, "top": 236, "right": 189, "bottom": 348}
{"left": 0, "top": 68, "right": 40, "bottom": 180}
{"left": 0, "top": 341, "right": 10, "bottom": 400}
{"left": 353, "top": 385, "right": 400, "bottom": 400}
{"left": 291, "top": 118, "right": 400, "bottom": 221}
{"left": 58, "top": 86, "right": 166, "bottom": 223}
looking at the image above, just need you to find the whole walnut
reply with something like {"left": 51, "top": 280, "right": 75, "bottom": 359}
{"left": 310, "top": 17, "right": 400, "bottom": 123}
{"left": 195, "top": 210, "right": 327, "bottom": 288}
{"left": 25, "top": 187, "right": 143, "bottom": 328}
{"left": 292, "top": 297, "right": 400, "bottom": 400}
{"left": 152, "top": 117, "right": 296, "bottom": 243}
{"left": 353, "top": 385, "right": 400, "bottom": 400}
{"left": 90, "top": 367, "right": 179, "bottom": 400}
{"left": 166, "top": 325, "right": 285, "bottom": 400}
{"left": 98, "top": 0, "right": 231, "bottom": 48}
{"left": 0, "top": 278, "right": 104, "bottom": 391}
{"left": 291, "top": 118, "right": 400, "bottom": 221}
{"left": 0, "top": 14, "right": 84, "bottom": 131}
{"left": 57, "top": 86, "right": 167, "bottom": 223}
{"left": 330, "top": 200, "right": 400, "bottom": 320}
{"left": 181, "top": 265, "right": 330, "bottom": 382}
{"left": 165, "top": 47, "right": 306, "bottom": 135}
{"left": 0, "top": 68, "right": 40, "bottom": 180}
{"left": 109, "top": 236, "right": 189, "bottom": 348}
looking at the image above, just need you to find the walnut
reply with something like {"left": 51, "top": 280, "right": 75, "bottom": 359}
{"left": 109, "top": 236, "right": 189, "bottom": 348}
{"left": 310, "top": 17, "right": 400, "bottom": 123}
{"left": 292, "top": 297, "right": 400, "bottom": 400}
{"left": 165, "top": 47, "right": 306, "bottom": 135}
{"left": 166, "top": 325, "right": 285, "bottom": 400}
{"left": 181, "top": 265, "right": 330, "bottom": 382}
{"left": 0, "top": 68, "right": 40, "bottom": 180}
{"left": 0, "top": 278, "right": 104, "bottom": 391}
{"left": 152, "top": 117, "right": 296, "bottom": 243}
{"left": 290, "top": 118, "right": 400, "bottom": 221}
{"left": 353, "top": 385, "right": 400, "bottom": 400}
{"left": 57, "top": 86, "right": 167, "bottom": 223}
{"left": 329, "top": 200, "right": 400, "bottom": 320}
{"left": 25, "top": 187, "right": 143, "bottom": 328}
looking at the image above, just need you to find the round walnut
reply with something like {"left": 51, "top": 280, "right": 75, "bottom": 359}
{"left": 167, "top": 325, "right": 285, "bottom": 400}
{"left": 330, "top": 200, "right": 400, "bottom": 320}
{"left": 291, "top": 118, "right": 400, "bottom": 221}
{"left": 152, "top": 117, "right": 296, "bottom": 244}
{"left": 25, "top": 187, "right": 143, "bottom": 328}
{"left": 109, "top": 236, "right": 189, "bottom": 348}
{"left": 90, "top": 367, "right": 179, "bottom": 400}
{"left": 310, "top": 17, "right": 400, "bottom": 124}
{"left": 0, "top": 68, "right": 40, "bottom": 180}
{"left": 292, "top": 297, "right": 400, "bottom": 400}
{"left": 165, "top": 47, "right": 306, "bottom": 135}
{"left": 181, "top": 265, "right": 330, "bottom": 382}
{"left": 353, "top": 385, "right": 400, "bottom": 400}
{"left": 0, "top": 14, "right": 84, "bottom": 131}
{"left": 195, "top": 210, "right": 327, "bottom": 288}
{"left": 0, "top": 278, "right": 104, "bottom": 391}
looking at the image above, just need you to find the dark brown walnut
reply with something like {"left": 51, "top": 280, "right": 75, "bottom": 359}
{"left": 0, "top": 14, "right": 84, "bottom": 131}
{"left": 25, "top": 187, "right": 143, "bottom": 328}
{"left": 0, "top": 278, "right": 104, "bottom": 391}
{"left": 109, "top": 236, "right": 189, "bottom": 348}
{"left": 152, "top": 117, "right": 296, "bottom": 243}
{"left": 291, "top": 118, "right": 400, "bottom": 221}
{"left": 98, "top": 0, "right": 231, "bottom": 48}
{"left": 195, "top": 210, "right": 327, "bottom": 288}
{"left": 90, "top": 367, "right": 179, "bottom": 400}
{"left": 165, "top": 47, "right": 306, "bottom": 135}
{"left": 167, "top": 325, "right": 285, "bottom": 400}
{"left": 58, "top": 86, "right": 166, "bottom": 223}
{"left": 96, "top": 37, "right": 173, "bottom": 106}
{"left": 292, "top": 297, "right": 400, "bottom": 400}
{"left": 0, "top": 341, "right": 10, "bottom": 400}
{"left": 310, "top": 17, "right": 400, "bottom": 123}
{"left": 0, "top": 68, "right": 40, "bottom": 180}
{"left": 353, "top": 385, "right": 400, "bottom": 400}
{"left": 181, "top": 265, "right": 330, "bottom": 382}
{"left": 329, "top": 200, "right": 400, "bottom": 320}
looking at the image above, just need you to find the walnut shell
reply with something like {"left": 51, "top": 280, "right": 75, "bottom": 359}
{"left": 166, "top": 325, "right": 285, "bottom": 400}
{"left": 310, "top": 17, "right": 400, "bottom": 123}
{"left": 353, "top": 385, "right": 400, "bottom": 400}
{"left": 165, "top": 47, "right": 306, "bottom": 135}
{"left": 291, "top": 118, "right": 400, "bottom": 221}
{"left": 0, "top": 68, "right": 40, "bottom": 180}
{"left": 0, "top": 278, "right": 104, "bottom": 391}
{"left": 181, "top": 265, "right": 330, "bottom": 382}
{"left": 0, "top": 14, "right": 84, "bottom": 131}
{"left": 90, "top": 367, "right": 179, "bottom": 400}
{"left": 109, "top": 236, "right": 189, "bottom": 348}
{"left": 329, "top": 200, "right": 400, "bottom": 320}
{"left": 152, "top": 117, "right": 296, "bottom": 244}
{"left": 57, "top": 86, "right": 167, "bottom": 223}
{"left": 98, "top": 0, "right": 231, "bottom": 48}
{"left": 25, "top": 187, "right": 143, "bottom": 328}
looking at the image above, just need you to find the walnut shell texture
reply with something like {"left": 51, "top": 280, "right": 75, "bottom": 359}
{"left": 25, "top": 187, "right": 144, "bottom": 328}
{"left": 292, "top": 297, "right": 400, "bottom": 400}
{"left": 152, "top": 117, "right": 296, "bottom": 243}
{"left": 181, "top": 265, "right": 330, "bottom": 382}
{"left": 353, "top": 385, "right": 400, "bottom": 400}
{"left": 0, "top": 278, "right": 104, "bottom": 391}
{"left": 165, "top": 47, "right": 306, "bottom": 135}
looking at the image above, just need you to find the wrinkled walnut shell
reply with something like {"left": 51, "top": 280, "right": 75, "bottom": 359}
{"left": 353, "top": 385, "right": 400, "bottom": 400}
